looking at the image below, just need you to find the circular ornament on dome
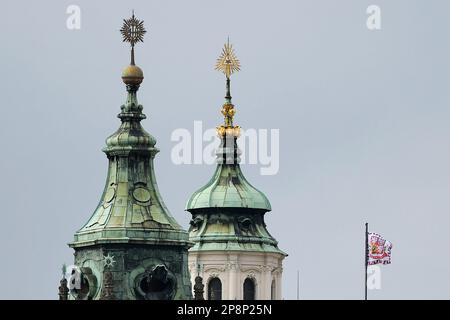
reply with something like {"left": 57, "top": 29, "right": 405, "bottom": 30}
{"left": 104, "top": 186, "right": 116, "bottom": 203}
{"left": 133, "top": 187, "right": 151, "bottom": 203}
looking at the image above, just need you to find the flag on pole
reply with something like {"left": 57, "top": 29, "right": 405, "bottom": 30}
{"left": 367, "top": 232, "right": 392, "bottom": 265}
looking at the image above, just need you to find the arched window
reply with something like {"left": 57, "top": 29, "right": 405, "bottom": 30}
{"left": 271, "top": 279, "right": 276, "bottom": 300}
{"left": 243, "top": 278, "right": 255, "bottom": 300}
{"left": 208, "top": 277, "right": 222, "bottom": 300}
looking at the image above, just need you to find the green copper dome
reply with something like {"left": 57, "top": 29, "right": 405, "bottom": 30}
{"left": 65, "top": 13, "right": 193, "bottom": 301}
{"left": 185, "top": 39, "right": 286, "bottom": 261}
{"left": 186, "top": 164, "right": 271, "bottom": 211}
{"left": 186, "top": 70, "right": 271, "bottom": 212}
{"left": 70, "top": 82, "right": 189, "bottom": 247}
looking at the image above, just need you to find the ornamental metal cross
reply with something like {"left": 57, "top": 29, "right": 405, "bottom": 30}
{"left": 120, "top": 12, "right": 146, "bottom": 64}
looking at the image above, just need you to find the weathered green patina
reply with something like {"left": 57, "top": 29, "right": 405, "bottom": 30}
{"left": 186, "top": 164, "right": 271, "bottom": 211}
{"left": 71, "top": 83, "right": 188, "bottom": 247}
{"left": 186, "top": 76, "right": 285, "bottom": 256}
{"left": 67, "top": 14, "right": 192, "bottom": 300}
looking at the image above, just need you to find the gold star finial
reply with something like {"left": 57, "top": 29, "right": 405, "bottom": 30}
{"left": 215, "top": 39, "right": 241, "bottom": 138}
{"left": 215, "top": 38, "right": 241, "bottom": 79}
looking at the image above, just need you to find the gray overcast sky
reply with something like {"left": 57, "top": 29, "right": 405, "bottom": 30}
{"left": 1, "top": 0, "right": 449, "bottom": 299}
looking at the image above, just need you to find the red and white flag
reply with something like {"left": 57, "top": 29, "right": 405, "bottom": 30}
{"left": 367, "top": 233, "right": 392, "bottom": 265}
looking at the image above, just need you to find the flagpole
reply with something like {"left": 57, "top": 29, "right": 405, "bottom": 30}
{"left": 296, "top": 270, "right": 299, "bottom": 300}
{"left": 365, "top": 222, "right": 368, "bottom": 300}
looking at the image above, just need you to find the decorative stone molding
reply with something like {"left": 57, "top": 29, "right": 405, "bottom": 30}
{"left": 271, "top": 266, "right": 283, "bottom": 275}
{"left": 239, "top": 265, "right": 263, "bottom": 274}
{"left": 227, "top": 262, "right": 239, "bottom": 271}
{"left": 245, "top": 271, "right": 257, "bottom": 280}
{"left": 206, "top": 272, "right": 221, "bottom": 281}
{"left": 203, "top": 265, "right": 226, "bottom": 273}
{"left": 262, "top": 265, "right": 274, "bottom": 272}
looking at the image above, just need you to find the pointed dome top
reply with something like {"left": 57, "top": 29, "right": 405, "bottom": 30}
{"left": 186, "top": 40, "right": 271, "bottom": 212}
{"left": 120, "top": 11, "right": 146, "bottom": 86}
{"left": 70, "top": 13, "right": 190, "bottom": 249}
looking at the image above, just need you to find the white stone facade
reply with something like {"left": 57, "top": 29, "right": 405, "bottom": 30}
{"left": 188, "top": 251, "right": 284, "bottom": 300}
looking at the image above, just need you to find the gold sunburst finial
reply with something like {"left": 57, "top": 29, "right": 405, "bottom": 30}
{"left": 120, "top": 12, "right": 146, "bottom": 65}
{"left": 215, "top": 39, "right": 241, "bottom": 138}
{"left": 215, "top": 39, "right": 241, "bottom": 79}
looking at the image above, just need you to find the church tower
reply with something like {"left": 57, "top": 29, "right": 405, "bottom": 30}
{"left": 186, "top": 41, "right": 287, "bottom": 300}
{"left": 67, "top": 14, "right": 192, "bottom": 300}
